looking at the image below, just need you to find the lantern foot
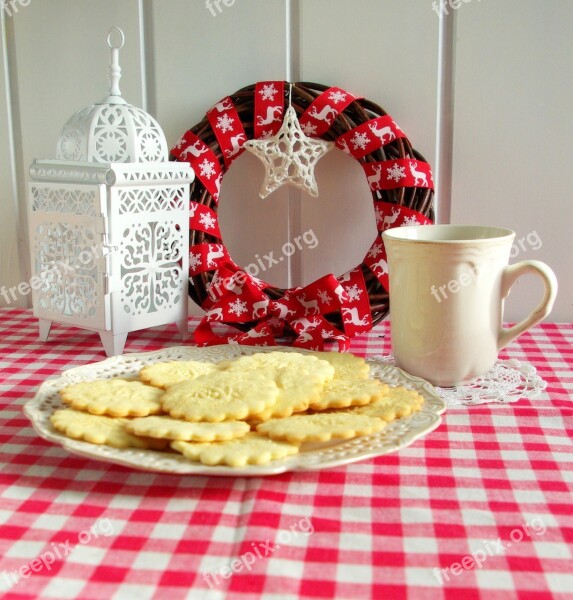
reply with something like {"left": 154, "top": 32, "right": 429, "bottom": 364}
{"left": 99, "top": 331, "right": 128, "bottom": 357}
{"left": 38, "top": 319, "right": 52, "bottom": 341}
{"left": 177, "top": 319, "right": 188, "bottom": 340}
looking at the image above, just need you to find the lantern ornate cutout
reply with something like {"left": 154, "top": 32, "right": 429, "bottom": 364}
{"left": 28, "top": 28, "right": 194, "bottom": 356}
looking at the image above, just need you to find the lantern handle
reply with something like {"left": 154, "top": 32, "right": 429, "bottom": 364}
{"left": 107, "top": 26, "right": 125, "bottom": 50}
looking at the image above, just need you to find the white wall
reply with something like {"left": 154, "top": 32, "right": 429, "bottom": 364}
{"left": 451, "top": 0, "right": 573, "bottom": 322}
{"left": 0, "top": 0, "right": 571, "bottom": 321}
{"left": 0, "top": 9, "right": 26, "bottom": 306}
{"left": 298, "top": 0, "right": 438, "bottom": 287}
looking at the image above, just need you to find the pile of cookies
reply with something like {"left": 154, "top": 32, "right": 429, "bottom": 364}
{"left": 50, "top": 350, "right": 424, "bottom": 468}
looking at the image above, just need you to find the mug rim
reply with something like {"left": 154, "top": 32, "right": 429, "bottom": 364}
{"left": 382, "top": 224, "right": 515, "bottom": 243}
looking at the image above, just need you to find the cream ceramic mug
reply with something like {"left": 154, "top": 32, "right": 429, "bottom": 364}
{"left": 382, "top": 225, "right": 558, "bottom": 387}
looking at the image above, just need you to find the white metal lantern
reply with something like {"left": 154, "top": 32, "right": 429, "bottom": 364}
{"left": 27, "top": 27, "right": 194, "bottom": 356}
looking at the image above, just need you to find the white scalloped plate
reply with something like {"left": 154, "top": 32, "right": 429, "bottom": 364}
{"left": 24, "top": 345, "right": 446, "bottom": 476}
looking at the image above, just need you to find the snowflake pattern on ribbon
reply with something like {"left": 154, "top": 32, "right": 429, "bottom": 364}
{"left": 189, "top": 253, "right": 202, "bottom": 271}
{"left": 259, "top": 83, "right": 278, "bottom": 101}
{"left": 216, "top": 114, "right": 235, "bottom": 133}
{"left": 329, "top": 90, "right": 348, "bottom": 104}
{"left": 199, "top": 213, "right": 217, "bottom": 230}
{"left": 352, "top": 132, "right": 370, "bottom": 150}
{"left": 199, "top": 159, "right": 217, "bottom": 179}
{"left": 387, "top": 163, "right": 406, "bottom": 182}
{"left": 228, "top": 299, "right": 248, "bottom": 317}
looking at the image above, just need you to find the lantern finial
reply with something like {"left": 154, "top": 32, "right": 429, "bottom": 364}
{"left": 102, "top": 27, "right": 127, "bottom": 105}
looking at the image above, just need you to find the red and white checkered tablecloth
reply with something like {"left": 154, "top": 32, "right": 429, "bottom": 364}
{"left": 0, "top": 308, "right": 572, "bottom": 600}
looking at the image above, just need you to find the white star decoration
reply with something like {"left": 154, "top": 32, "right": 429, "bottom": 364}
{"left": 244, "top": 106, "right": 334, "bottom": 199}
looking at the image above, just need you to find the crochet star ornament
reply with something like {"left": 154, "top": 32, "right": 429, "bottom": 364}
{"left": 244, "top": 106, "right": 334, "bottom": 199}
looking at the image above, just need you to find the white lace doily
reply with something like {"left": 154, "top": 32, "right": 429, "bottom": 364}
{"left": 375, "top": 355, "right": 546, "bottom": 407}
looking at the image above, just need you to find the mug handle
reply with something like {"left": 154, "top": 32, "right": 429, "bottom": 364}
{"left": 497, "top": 260, "right": 558, "bottom": 351}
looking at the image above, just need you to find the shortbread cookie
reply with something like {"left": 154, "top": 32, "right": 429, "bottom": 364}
{"left": 60, "top": 379, "right": 164, "bottom": 417}
{"left": 348, "top": 386, "right": 424, "bottom": 421}
{"left": 220, "top": 351, "right": 334, "bottom": 383}
{"left": 308, "top": 377, "right": 389, "bottom": 411}
{"left": 139, "top": 360, "right": 218, "bottom": 389}
{"left": 250, "top": 374, "right": 324, "bottom": 422}
{"left": 161, "top": 371, "right": 279, "bottom": 422}
{"left": 171, "top": 432, "right": 299, "bottom": 467}
{"left": 310, "top": 351, "right": 370, "bottom": 380}
{"left": 50, "top": 408, "right": 167, "bottom": 450}
{"left": 256, "top": 412, "right": 385, "bottom": 444}
{"left": 222, "top": 352, "right": 335, "bottom": 419}
{"left": 125, "top": 415, "right": 250, "bottom": 442}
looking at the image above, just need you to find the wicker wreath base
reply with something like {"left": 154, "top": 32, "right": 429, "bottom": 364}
{"left": 172, "top": 81, "right": 434, "bottom": 339}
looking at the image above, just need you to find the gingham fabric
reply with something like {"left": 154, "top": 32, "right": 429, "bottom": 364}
{"left": 1, "top": 308, "right": 572, "bottom": 600}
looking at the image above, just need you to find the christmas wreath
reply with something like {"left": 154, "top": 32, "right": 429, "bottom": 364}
{"left": 171, "top": 81, "right": 434, "bottom": 350}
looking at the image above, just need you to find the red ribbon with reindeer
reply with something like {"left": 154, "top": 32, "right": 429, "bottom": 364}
{"left": 172, "top": 132, "right": 222, "bottom": 201}
{"left": 254, "top": 81, "right": 285, "bottom": 139}
{"left": 194, "top": 266, "right": 355, "bottom": 351}
{"left": 299, "top": 87, "right": 360, "bottom": 136}
{"left": 207, "top": 97, "right": 247, "bottom": 169}
{"left": 335, "top": 116, "right": 407, "bottom": 158}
